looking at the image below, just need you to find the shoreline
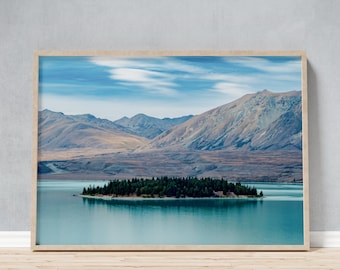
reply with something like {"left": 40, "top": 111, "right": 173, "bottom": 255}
{"left": 38, "top": 178, "right": 303, "bottom": 185}
{"left": 79, "top": 193, "right": 262, "bottom": 201}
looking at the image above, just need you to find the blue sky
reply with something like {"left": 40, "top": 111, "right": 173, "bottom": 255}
{"left": 39, "top": 55, "right": 302, "bottom": 121}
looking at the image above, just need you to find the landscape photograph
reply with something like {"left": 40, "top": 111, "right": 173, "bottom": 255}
{"left": 34, "top": 52, "right": 308, "bottom": 249}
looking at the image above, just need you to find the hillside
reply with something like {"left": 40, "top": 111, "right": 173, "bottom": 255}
{"left": 143, "top": 90, "right": 302, "bottom": 151}
{"left": 38, "top": 109, "right": 149, "bottom": 159}
{"left": 114, "top": 113, "right": 193, "bottom": 139}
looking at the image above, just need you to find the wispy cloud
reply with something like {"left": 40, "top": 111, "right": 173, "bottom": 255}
{"left": 90, "top": 57, "right": 207, "bottom": 74}
{"left": 202, "top": 73, "right": 255, "bottom": 100}
{"left": 224, "top": 56, "right": 301, "bottom": 73}
{"left": 161, "top": 59, "right": 207, "bottom": 74}
{"left": 203, "top": 73, "right": 254, "bottom": 83}
{"left": 90, "top": 57, "right": 179, "bottom": 96}
{"left": 109, "top": 68, "right": 178, "bottom": 96}
{"left": 91, "top": 57, "right": 157, "bottom": 70}
{"left": 216, "top": 56, "right": 302, "bottom": 92}
{"left": 90, "top": 56, "right": 207, "bottom": 96}
{"left": 212, "top": 82, "right": 252, "bottom": 97}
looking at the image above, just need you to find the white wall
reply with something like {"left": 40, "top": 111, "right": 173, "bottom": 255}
{"left": 0, "top": 0, "right": 339, "bottom": 232}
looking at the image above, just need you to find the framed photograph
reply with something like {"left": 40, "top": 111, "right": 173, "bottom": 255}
{"left": 32, "top": 51, "right": 309, "bottom": 251}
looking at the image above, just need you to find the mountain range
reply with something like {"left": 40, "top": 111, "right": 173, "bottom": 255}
{"left": 38, "top": 109, "right": 148, "bottom": 153}
{"left": 143, "top": 90, "right": 302, "bottom": 151}
{"left": 38, "top": 90, "right": 303, "bottom": 182}
{"left": 114, "top": 113, "right": 193, "bottom": 139}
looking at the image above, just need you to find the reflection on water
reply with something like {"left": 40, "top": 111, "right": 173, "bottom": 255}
{"left": 37, "top": 180, "right": 304, "bottom": 246}
{"left": 82, "top": 196, "right": 262, "bottom": 209}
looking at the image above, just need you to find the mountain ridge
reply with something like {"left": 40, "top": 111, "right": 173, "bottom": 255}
{"left": 113, "top": 113, "right": 193, "bottom": 139}
{"left": 38, "top": 109, "right": 149, "bottom": 155}
{"left": 141, "top": 90, "right": 302, "bottom": 151}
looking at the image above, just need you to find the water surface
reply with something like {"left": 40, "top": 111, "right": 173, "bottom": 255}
{"left": 36, "top": 180, "right": 304, "bottom": 245}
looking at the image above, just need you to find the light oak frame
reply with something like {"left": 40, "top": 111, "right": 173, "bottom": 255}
{"left": 32, "top": 51, "right": 309, "bottom": 251}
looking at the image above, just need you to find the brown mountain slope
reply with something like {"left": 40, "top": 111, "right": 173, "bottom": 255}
{"left": 38, "top": 110, "right": 149, "bottom": 160}
{"left": 141, "top": 90, "right": 302, "bottom": 151}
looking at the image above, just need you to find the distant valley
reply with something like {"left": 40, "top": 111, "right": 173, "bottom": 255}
{"left": 38, "top": 90, "right": 303, "bottom": 182}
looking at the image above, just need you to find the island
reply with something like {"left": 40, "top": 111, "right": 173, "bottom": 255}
{"left": 81, "top": 176, "right": 263, "bottom": 199}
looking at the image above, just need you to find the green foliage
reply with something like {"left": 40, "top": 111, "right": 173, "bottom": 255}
{"left": 81, "top": 177, "right": 263, "bottom": 198}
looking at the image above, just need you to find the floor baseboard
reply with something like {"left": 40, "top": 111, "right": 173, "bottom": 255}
{"left": 310, "top": 231, "right": 340, "bottom": 248}
{"left": 0, "top": 231, "right": 30, "bottom": 247}
{"left": 0, "top": 231, "right": 339, "bottom": 248}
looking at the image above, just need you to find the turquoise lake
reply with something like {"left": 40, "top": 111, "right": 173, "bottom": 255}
{"left": 36, "top": 180, "right": 304, "bottom": 246}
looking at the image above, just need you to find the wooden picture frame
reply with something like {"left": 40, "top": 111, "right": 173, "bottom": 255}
{"left": 32, "top": 51, "right": 309, "bottom": 251}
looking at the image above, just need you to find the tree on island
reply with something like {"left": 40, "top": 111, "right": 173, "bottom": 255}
{"left": 82, "top": 176, "right": 263, "bottom": 198}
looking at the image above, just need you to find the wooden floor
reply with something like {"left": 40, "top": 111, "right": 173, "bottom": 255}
{"left": 0, "top": 248, "right": 340, "bottom": 269}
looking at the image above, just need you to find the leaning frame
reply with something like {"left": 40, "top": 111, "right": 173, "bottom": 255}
{"left": 32, "top": 51, "right": 309, "bottom": 251}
